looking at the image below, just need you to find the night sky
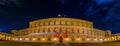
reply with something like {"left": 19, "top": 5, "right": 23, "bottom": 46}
{"left": 0, "top": 0, "right": 120, "bottom": 34}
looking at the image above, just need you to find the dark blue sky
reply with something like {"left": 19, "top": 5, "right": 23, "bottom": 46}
{"left": 0, "top": 0, "right": 120, "bottom": 34}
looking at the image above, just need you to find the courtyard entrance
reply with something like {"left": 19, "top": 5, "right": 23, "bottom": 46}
{"left": 59, "top": 36, "right": 63, "bottom": 43}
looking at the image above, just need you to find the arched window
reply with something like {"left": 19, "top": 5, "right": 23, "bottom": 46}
{"left": 60, "top": 28, "right": 62, "bottom": 33}
{"left": 48, "top": 28, "right": 50, "bottom": 32}
{"left": 66, "top": 30, "right": 68, "bottom": 33}
{"left": 82, "top": 38, "right": 85, "bottom": 41}
{"left": 43, "top": 22, "right": 45, "bottom": 26}
{"left": 38, "top": 38, "right": 41, "bottom": 40}
{"left": 48, "top": 36, "right": 51, "bottom": 41}
{"left": 29, "top": 38, "right": 32, "bottom": 41}
{"left": 54, "top": 28, "right": 56, "bottom": 32}
{"left": 72, "top": 28, "right": 74, "bottom": 33}
{"left": 61, "top": 20, "right": 66, "bottom": 25}
{"left": 78, "top": 29, "right": 79, "bottom": 33}
{"left": 43, "top": 28, "right": 45, "bottom": 32}
{"left": 83, "top": 31, "right": 84, "bottom": 34}
{"left": 72, "top": 37, "right": 74, "bottom": 41}
{"left": 60, "top": 20, "right": 61, "bottom": 25}
{"left": 38, "top": 29, "right": 40, "bottom": 33}
{"left": 40, "top": 23, "right": 43, "bottom": 26}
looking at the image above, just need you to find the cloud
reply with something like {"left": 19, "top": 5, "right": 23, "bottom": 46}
{"left": 59, "top": 0, "right": 67, "bottom": 5}
{"left": 94, "top": 0, "right": 115, "bottom": 5}
{"left": 0, "top": 0, "right": 22, "bottom": 7}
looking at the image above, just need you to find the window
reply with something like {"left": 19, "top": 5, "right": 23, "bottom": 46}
{"left": 38, "top": 29, "right": 40, "bottom": 32}
{"left": 61, "top": 21, "right": 65, "bottom": 25}
{"left": 45, "top": 22, "right": 49, "bottom": 26}
{"left": 40, "top": 23, "right": 43, "bottom": 26}
{"left": 43, "top": 29, "right": 45, "bottom": 32}
{"left": 72, "top": 30, "right": 74, "bottom": 33}
{"left": 78, "top": 30, "right": 79, "bottom": 33}
{"left": 83, "top": 30, "right": 84, "bottom": 34}
{"left": 36, "top": 24, "right": 39, "bottom": 27}
{"left": 48, "top": 37, "right": 51, "bottom": 41}
{"left": 66, "top": 30, "right": 68, "bottom": 33}
{"left": 38, "top": 38, "right": 41, "bottom": 40}
{"left": 48, "top": 28, "right": 50, "bottom": 32}
{"left": 50, "top": 21, "right": 54, "bottom": 25}
{"left": 82, "top": 39, "right": 85, "bottom": 41}
{"left": 72, "top": 37, "right": 75, "bottom": 41}
{"left": 67, "top": 21, "right": 71, "bottom": 25}
{"left": 60, "top": 20, "right": 61, "bottom": 25}
{"left": 54, "top": 28, "right": 56, "bottom": 32}
{"left": 29, "top": 38, "right": 32, "bottom": 41}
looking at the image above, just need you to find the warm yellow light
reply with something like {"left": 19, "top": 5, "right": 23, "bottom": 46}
{"left": 94, "top": 39, "right": 97, "bottom": 41}
{"left": 77, "top": 38, "right": 80, "bottom": 40}
{"left": 32, "top": 38, "right": 36, "bottom": 41}
{"left": 104, "top": 39, "right": 107, "bottom": 41}
{"left": 99, "top": 39, "right": 103, "bottom": 41}
{"left": 86, "top": 38, "right": 90, "bottom": 41}
{"left": 54, "top": 38, "right": 56, "bottom": 40}
{"left": 16, "top": 38, "right": 18, "bottom": 40}
{"left": 19, "top": 38, "right": 23, "bottom": 40}
{"left": 112, "top": 37, "right": 114, "bottom": 39}
{"left": 118, "top": 36, "right": 120, "bottom": 38}
{"left": 66, "top": 38, "right": 69, "bottom": 40}
{"left": 42, "top": 38, "right": 45, "bottom": 40}
{"left": 25, "top": 38, "right": 29, "bottom": 40}
{"left": 13, "top": 38, "right": 16, "bottom": 40}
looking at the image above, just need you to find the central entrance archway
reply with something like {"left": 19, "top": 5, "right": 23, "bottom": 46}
{"left": 59, "top": 36, "right": 63, "bottom": 43}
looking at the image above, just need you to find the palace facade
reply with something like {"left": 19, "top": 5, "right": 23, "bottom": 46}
{"left": 0, "top": 18, "right": 120, "bottom": 43}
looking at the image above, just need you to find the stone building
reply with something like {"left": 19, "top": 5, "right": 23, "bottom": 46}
{"left": 0, "top": 18, "right": 119, "bottom": 43}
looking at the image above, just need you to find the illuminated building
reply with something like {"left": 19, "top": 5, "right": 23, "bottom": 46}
{"left": 0, "top": 18, "right": 119, "bottom": 43}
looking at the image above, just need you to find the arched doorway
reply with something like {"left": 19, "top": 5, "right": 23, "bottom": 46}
{"left": 59, "top": 36, "right": 63, "bottom": 43}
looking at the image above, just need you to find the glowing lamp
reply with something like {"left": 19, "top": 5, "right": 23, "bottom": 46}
{"left": 42, "top": 38, "right": 45, "bottom": 40}
{"left": 94, "top": 39, "right": 97, "bottom": 41}
{"left": 19, "top": 38, "right": 22, "bottom": 40}
{"left": 16, "top": 38, "right": 18, "bottom": 40}
{"left": 86, "top": 38, "right": 90, "bottom": 41}
{"left": 32, "top": 38, "right": 36, "bottom": 40}
{"left": 104, "top": 39, "right": 107, "bottom": 41}
{"left": 77, "top": 39, "right": 80, "bottom": 40}
{"left": 54, "top": 38, "right": 56, "bottom": 40}
{"left": 99, "top": 39, "right": 103, "bottom": 41}
{"left": 66, "top": 38, "right": 69, "bottom": 41}
{"left": 12, "top": 38, "right": 15, "bottom": 40}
